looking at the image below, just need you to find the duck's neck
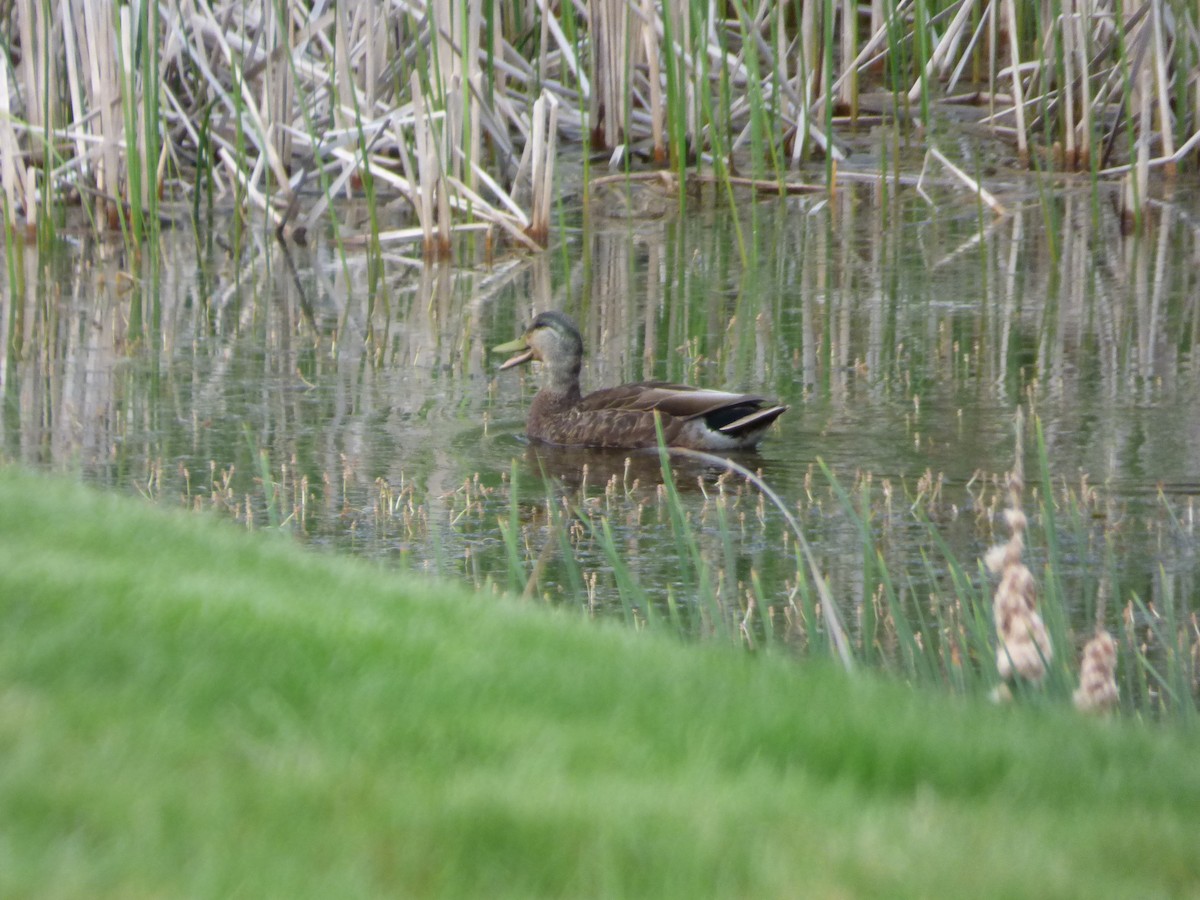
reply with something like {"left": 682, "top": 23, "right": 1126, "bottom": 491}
{"left": 544, "top": 357, "right": 580, "bottom": 400}
{"left": 534, "top": 358, "right": 583, "bottom": 412}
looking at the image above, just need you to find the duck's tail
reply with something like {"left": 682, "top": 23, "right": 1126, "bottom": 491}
{"left": 718, "top": 404, "right": 789, "bottom": 437}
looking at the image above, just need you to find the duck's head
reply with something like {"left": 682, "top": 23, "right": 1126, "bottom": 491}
{"left": 494, "top": 311, "right": 584, "bottom": 377}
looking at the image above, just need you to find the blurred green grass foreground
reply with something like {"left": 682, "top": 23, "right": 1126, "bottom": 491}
{"left": 1, "top": 466, "right": 1198, "bottom": 898}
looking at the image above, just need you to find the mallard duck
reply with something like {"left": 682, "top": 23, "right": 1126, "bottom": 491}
{"left": 493, "top": 311, "right": 787, "bottom": 450}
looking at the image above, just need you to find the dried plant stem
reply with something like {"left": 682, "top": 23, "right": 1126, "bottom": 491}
{"left": 1003, "top": 0, "right": 1030, "bottom": 164}
{"left": 1, "top": 0, "right": 1197, "bottom": 239}
{"left": 918, "top": 147, "right": 1008, "bottom": 215}
{"left": 0, "top": 55, "right": 25, "bottom": 226}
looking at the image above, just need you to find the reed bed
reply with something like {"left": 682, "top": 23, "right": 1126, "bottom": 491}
{"left": 111, "top": 410, "right": 1197, "bottom": 720}
{"left": 3, "top": 174, "right": 1199, "bottom": 719}
{"left": 2, "top": 0, "right": 1198, "bottom": 240}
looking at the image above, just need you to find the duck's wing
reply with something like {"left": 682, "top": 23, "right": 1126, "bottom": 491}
{"left": 545, "top": 382, "right": 786, "bottom": 449}
{"left": 578, "top": 382, "right": 767, "bottom": 418}
{"left": 536, "top": 406, "right": 679, "bottom": 449}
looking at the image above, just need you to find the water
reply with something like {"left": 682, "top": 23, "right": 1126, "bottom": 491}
{"left": 3, "top": 184, "right": 1198, "bottom": 709}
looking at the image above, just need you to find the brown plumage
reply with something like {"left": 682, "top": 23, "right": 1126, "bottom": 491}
{"left": 493, "top": 311, "right": 787, "bottom": 450}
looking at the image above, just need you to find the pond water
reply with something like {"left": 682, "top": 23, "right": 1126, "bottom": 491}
{"left": 3, "top": 180, "right": 1198, "bottom": 712}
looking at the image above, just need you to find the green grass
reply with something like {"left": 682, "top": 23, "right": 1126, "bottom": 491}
{"left": 1, "top": 465, "right": 1199, "bottom": 898}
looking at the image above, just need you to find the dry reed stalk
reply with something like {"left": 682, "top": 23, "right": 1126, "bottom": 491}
{"left": 15, "top": 0, "right": 51, "bottom": 143}
{"left": 1099, "top": 126, "right": 1200, "bottom": 176}
{"left": 799, "top": 0, "right": 820, "bottom": 115}
{"left": 0, "top": 52, "right": 26, "bottom": 226}
{"left": 1072, "top": 4, "right": 1093, "bottom": 167}
{"left": 986, "top": 425, "right": 1052, "bottom": 686}
{"left": 839, "top": 0, "right": 858, "bottom": 114}
{"left": 908, "top": 0, "right": 979, "bottom": 104}
{"left": 1061, "top": 4, "right": 1078, "bottom": 168}
{"left": 830, "top": 0, "right": 910, "bottom": 100}
{"left": 188, "top": 2, "right": 293, "bottom": 205}
{"left": 59, "top": 0, "right": 91, "bottom": 189}
{"left": 411, "top": 73, "right": 435, "bottom": 254}
{"left": 527, "top": 91, "right": 559, "bottom": 245}
{"left": 1122, "top": 64, "right": 1153, "bottom": 229}
{"left": 918, "top": 146, "right": 1008, "bottom": 215}
{"left": 1073, "top": 629, "right": 1119, "bottom": 713}
{"left": 1149, "top": 0, "right": 1176, "bottom": 177}
{"left": 775, "top": 4, "right": 806, "bottom": 165}
{"left": 262, "top": 0, "right": 295, "bottom": 173}
{"left": 590, "top": 0, "right": 629, "bottom": 151}
{"left": 218, "top": 147, "right": 281, "bottom": 227}
{"left": 93, "top": 0, "right": 124, "bottom": 225}
{"left": 944, "top": 0, "right": 989, "bottom": 94}
{"left": 1003, "top": 0, "right": 1030, "bottom": 164}
{"left": 537, "top": 0, "right": 589, "bottom": 95}
{"left": 640, "top": 0, "right": 666, "bottom": 164}
{"left": 442, "top": 168, "right": 541, "bottom": 250}
{"left": 333, "top": 3, "right": 359, "bottom": 155}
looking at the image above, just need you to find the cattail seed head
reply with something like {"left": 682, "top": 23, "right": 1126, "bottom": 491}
{"left": 989, "top": 464, "right": 1052, "bottom": 685}
{"left": 1074, "top": 629, "right": 1119, "bottom": 714}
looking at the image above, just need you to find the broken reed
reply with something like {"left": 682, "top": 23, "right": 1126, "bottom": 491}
{"left": 2, "top": 1, "right": 1198, "bottom": 240}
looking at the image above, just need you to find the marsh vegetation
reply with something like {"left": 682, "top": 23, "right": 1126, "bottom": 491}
{"left": 2, "top": 1, "right": 1199, "bottom": 718}
{"left": 3, "top": 0, "right": 1199, "bottom": 245}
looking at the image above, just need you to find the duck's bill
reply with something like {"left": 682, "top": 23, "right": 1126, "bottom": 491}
{"left": 493, "top": 337, "right": 534, "bottom": 370}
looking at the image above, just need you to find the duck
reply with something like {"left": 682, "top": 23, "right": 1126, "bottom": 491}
{"left": 493, "top": 311, "right": 787, "bottom": 450}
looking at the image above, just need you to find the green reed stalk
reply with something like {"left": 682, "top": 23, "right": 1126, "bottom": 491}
{"left": 345, "top": 75, "right": 385, "bottom": 302}
{"left": 881, "top": 0, "right": 904, "bottom": 113}
{"left": 822, "top": 0, "right": 837, "bottom": 186}
{"left": 1048, "top": 0, "right": 1068, "bottom": 159}
{"left": 703, "top": 26, "right": 749, "bottom": 268}
{"left": 1152, "top": 571, "right": 1196, "bottom": 722}
{"left": 116, "top": 6, "right": 141, "bottom": 245}
{"left": 592, "top": 513, "right": 655, "bottom": 629}
{"left": 140, "top": 0, "right": 161, "bottom": 244}
{"left": 500, "top": 461, "right": 526, "bottom": 594}
{"left": 1116, "top": 588, "right": 1150, "bottom": 711}
{"left": 1126, "top": 588, "right": 1196, "bottom": 720}
{"left": 191, "top": 105, "right": 215, "bottom": 254}
{"left": 858, "top": 477, "right": 878, "bottom": 664}
{"left": 659, "top": 2, "right": 688, "bottom": 196}
{"left": 1096, "top": 529, "right": 1123, "bottom": 676}
{"left": 912, "top": 0, "right": 932, "bottom": 130}
{"left": 550, "top": 497, "right": 587, "bottom": 604}
{"left": 818, "top": 463, "right": 878, "bottom": 663}
{"left": 713, "top": 492, "right": 738, "bottom": 598}
{"left": 228, "top": 37, "right": 248, "bottom": 254}
{"left": 877, "top": 553, "right": 939, "bottom": 684}
{"left": 790, "top": 554, "right": 825, "bottom": 657}
{"left": 1032, "top": 416, "right": 1076, "bottom": 701}
{"left": 561, "top": 0, "right": 591, "bottom": 201}
{"left": 2, "top": 208, "right": 22, "bottom": 301}
{"left": 917, "top": 511, "right": 985, "bottom": 633}
{"left": 752, "top": 569, "right": 773, "bottom": 643}
{"left": 241, "top": 426, "right": 281, "bottom": 529}
{"left": 654, "top": 425, "right": 718, "bottom": 628}
{"left": 731, "top": 0, "right": 774, "bottom": 182}
{"left": 37, "top": 0, "right": 55, "bottom": 240}
{"left": 482, "top": 0, "right": 496, "bottom": 109}
{"left": 1032, "top": 163, "right": 1061, "bottom": 263}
